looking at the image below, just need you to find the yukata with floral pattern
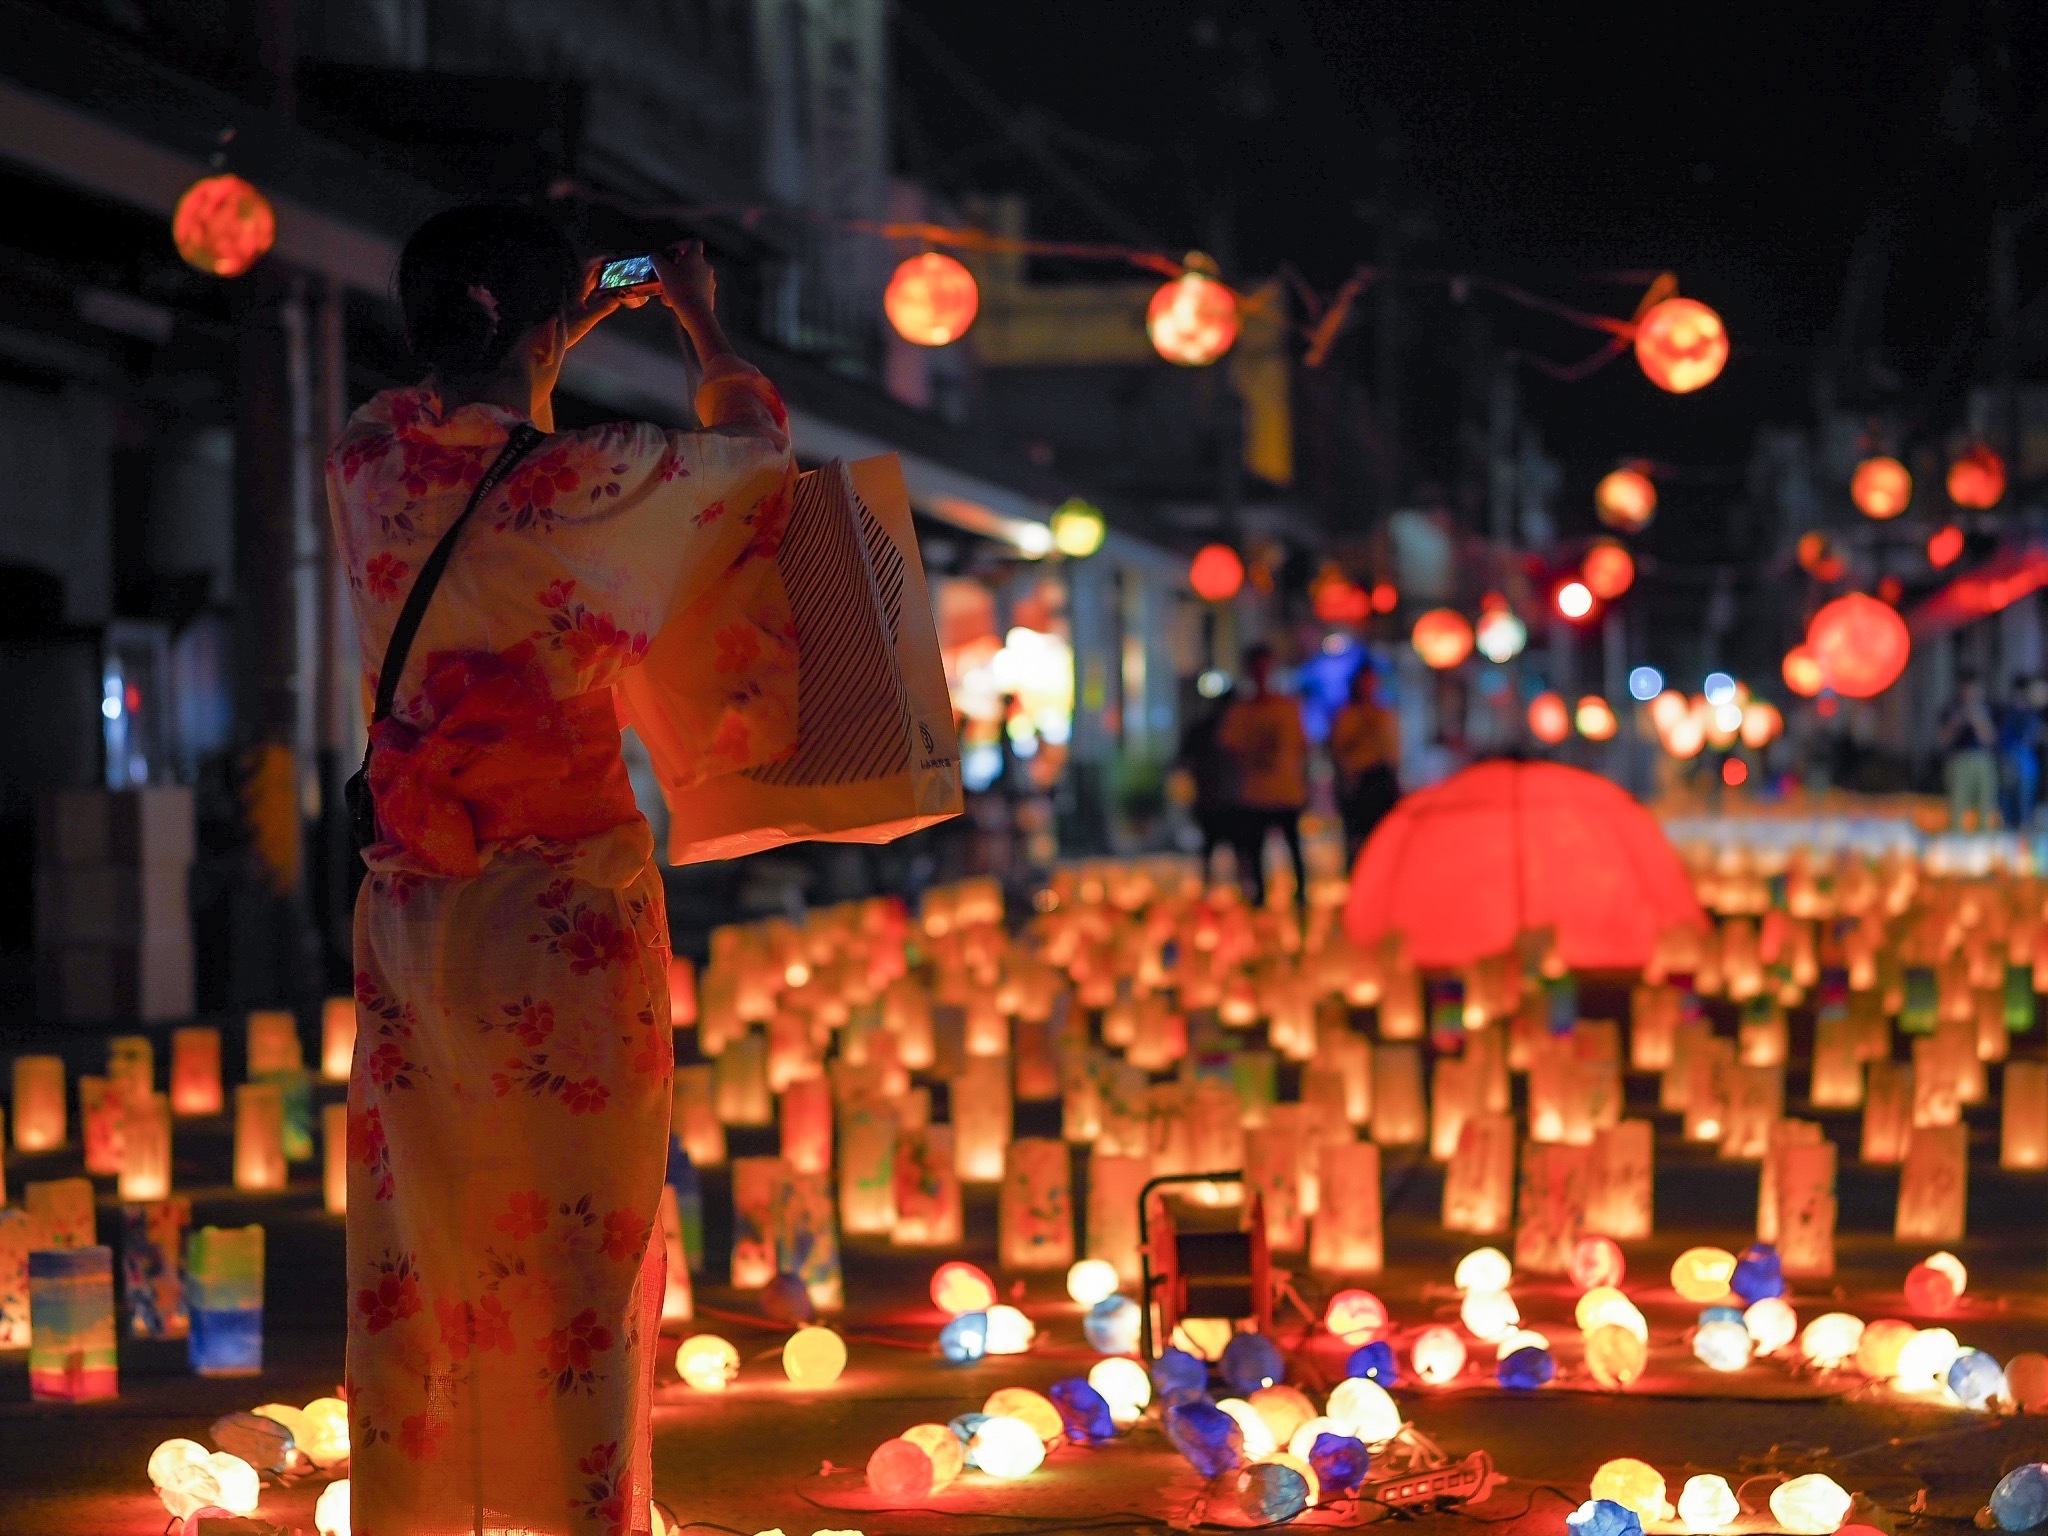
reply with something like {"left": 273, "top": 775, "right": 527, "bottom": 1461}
{"left": 328, "top": 355, "right": 794, "bottom": 1536}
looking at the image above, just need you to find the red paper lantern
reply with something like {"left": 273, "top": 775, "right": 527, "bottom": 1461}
{"left": 1927, "top": 525, "right": 1965, "bottom": 570}
{"left": 1576, "top": 696, "right": 1619, "bottom": 741}
{"left": 1582, "top": 542, "right": 1635, "bottom": 600}
{"left": 172, "top": 174, "right": 276, "bottom": 278}
{"left": 1147, "top": 265, "right": 1240, "bottom": 367}
{"left": 1947, "top": 445, "right": 2005, "bottom": 510}
{"left": 1633, "top": 297, "right": 1729, "bottom": 394}
{"left": 1411, "top": 609, "right": 1474, "bottom": 670}
{"left": 1370, "top": 581, "right": 1399, "bottom": 614}
{"left": 885, "top": 253, "right": 979, "bottom": 346}
{"left": 1782, "top": 647, "right": 1825, "bottom": 698}
{"left": 1722, "top": 758, "right": 1749, "bottom": 787}
{"left": 1595, "top": 466, "right": 1657, "bottom": 532}
{"left": 1189, "top": 544, "right": 1245, "bottom": 602}
{"left": 1527, "top": 691, "right": 1571, "bottom": 744}
{"left": 1806, "top": 593, "right": 1910, "bottom": 700}
{"left": 1312, "top": 567, "right": 1371, "bottom": 625}
{"left": 1850, "top": 456, "right": 1912, "bottom": 520}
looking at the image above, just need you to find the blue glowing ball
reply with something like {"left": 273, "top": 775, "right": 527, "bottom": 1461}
{"left": 1699, "top": 1306, "right": 1746, "bottom": 1327}
{"left": 1049, "top": 1377, "right": 1117, "bottom": 1444}
{"left": 1991, "top": 1464, "right": 2048, "bottom": 1532}
{"left": 1235, "top": 1462, "right": 1311, "bottom": 1523}
{"left": 1345, "top": 1339, "right": 1400, "bottom": 1387}
{"left": 1497, "top": 1345, "right": 1555, "bottom": 1390}
{"left": 1568, "top": 1498, "right": 1645, "bottom": 1536}
{"left": 939, "top": 1311, "right": 988, "bottom": 1363}
{"left": 1164, "top": 1399, "right": 1242, "bottom": 1477}
{"left": 1309, "top": 1430, "right": 1371, "bottom": 1494}
{"left": 1730, "top": 1244, "right": 1785, "bottom": 1303}
{"left": 1084, "top": 1294, "right": 1142, "bottom": 1355}
{"left": 1219, "top": 1332, "right": 1287, "bottom": 1395}
{"left": 1949, "top": 1350, "right": 2008, "bottom": 1411}
{"left": 1151, "top": 1346, "right": 1208, "bottom": 1401}
{"left": 949, "top": 1412, "right": 991, "bottom": 1467}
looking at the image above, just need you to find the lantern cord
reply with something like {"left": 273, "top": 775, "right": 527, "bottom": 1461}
{"left": 1445, "top": 1483, "right": 1582, "bottom": 1524}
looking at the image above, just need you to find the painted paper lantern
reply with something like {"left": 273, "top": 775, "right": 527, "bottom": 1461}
{"left": 1923, "top": 1251, "right": 1968, "bottom": 1297}
{"left": 1576, "top": 697, "right": 1619, "bottom": 742}
{"left": 1088, "top": 1357, "right": 1151, "bottom": 1426}
{"left": 1927, "top": 525, "right": 1965, "bottom": 570}
{"left": 1596, "top": 466, "right": 1658, "bottom": 532}
{"left": 1583, "top": 542, "right": 1636, "bottom": 600}
{"left": 1216, "top": 1397, "right": 1277, "bottom": 1459}
{"left": 1671, "top": 1247, "right": 1736, "bottom": 1303}
{"left": 1805, "top": 594, "right": 1909, "bottom": 700}
{"left": 1528, "top": 691, "right": 1571, "bottom": 745}
{"left": 1991, "top": 1465, "right": 2048, "bottom": 1533}
{"left": 1050, "top": 499, "right": 1106, "bottom": 559}
{"left": 1570, "top": 1499, "right": 1645, "bottom": 1536}
{"left": 1585, "top": 1323, "right": 1648, "bottom": 1387}
{"left": 1065, "top": 1258, "right": 1120, "bottom": 1307}
{"left": 930, "top": 1261, "right": 997, "bottom": 1316}
{"left": 1570, "top": 1236, "right": 1626, "bottom": 1291}
{"left": 1800, "top": 1313, "right": 1865, "bottom": 1368}
{"left": 904, "top": 1422, "right": 966, "bottom": 1489}
{"left": 172, "top": 175, "right": 276, "bottom": 278}
{"left": 1850, "top": 456, "right": 1912, "bottom": 520}
{"left": 1455, "top": 1247, "right": 1514, "bottom": 1292}
{"left": 884, "top": 253, "right": 978, "bottom": 347}
{"left": 1947, "top": 445, "right": 2006, "bottom": 510}
{"left": 1326, "top": 1376, "right": 1402, "bottom": 1444}
{"left": 1782, "top": 646, "right": 1826, "bottom": 698}
{"left": 782, "top": 1325, "right": 847, "bottom": 1385}
{"left": 1634, "top": 297, "right": 1728, "bottom": 394}
{"left": 984, "top": 1304, "right": 1035, "bottom": 1354}
{"left": 1147, "top": 265, "right": 1241, "bottom": 366}
{"left": 1557, "top": 580, "right": 1595, "bottom": 620}
{"left": 1497, "top": 1345, "right": 1554, "bottom": 1389}
{"left": 867, "top": 1437, "right": 934, "bottom": 1502}
{"left": 1593, "top": 1458, "right": 1668, "bottom": 1523}
{"left": 1324, "top": 1289, "right": 1388, "bottom": 1342}
{"left": 1475, "top": 605, "right": 1528, "bottom": 663}
{"left": 1769, "top": 1474, "right": 1852, "bottom": 1534}
{"left": 1744, "top": 1297, "right": 1798, "bottom": 1355}
{"left": 1853, "top": 1319, "right": 1915, "bottom": 1379}
{"left": 972, "top": 1415, "right": 1046, "bottom": 1479}
{"left": 1411, "top": 1326, "right": 1467, "bottom": 1385}
{"left": 1189, "top": 544, "right": 1245, "bottom": 602}
{"left": 1678, "top": 1474, "right": 1741, "bottom": 1533}
{"left": 1412, "top": 609, "right": 1475, "bottom": 670}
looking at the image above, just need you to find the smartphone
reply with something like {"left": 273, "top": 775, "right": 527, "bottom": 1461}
{"left": 596, "top": 255, "right": 661, "bottom": 293}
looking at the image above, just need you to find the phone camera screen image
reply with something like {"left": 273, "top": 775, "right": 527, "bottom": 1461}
{"left": 598, "top": 255, "right": 660, "bottom": 291}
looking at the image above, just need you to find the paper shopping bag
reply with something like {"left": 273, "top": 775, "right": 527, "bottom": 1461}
{"left": 665, "top": 455, "right": 961, "bottom": 863}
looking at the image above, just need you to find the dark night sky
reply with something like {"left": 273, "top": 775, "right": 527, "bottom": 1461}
{"left": 898, "top": 1, "right": 2044, "bottom": 533}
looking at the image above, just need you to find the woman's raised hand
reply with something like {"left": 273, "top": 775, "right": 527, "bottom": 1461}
{"left": 653, "top": 240, "right": 718, "bottom": 328}
{"left": 563, "top": 256, "right": 641, "bottom": 349}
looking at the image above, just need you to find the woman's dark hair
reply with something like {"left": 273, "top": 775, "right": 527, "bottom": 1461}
{"left": 397, "top": 203, "right": 579, "bottom": 378}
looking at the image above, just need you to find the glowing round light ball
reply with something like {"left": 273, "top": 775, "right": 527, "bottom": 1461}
{"left": 1235, "top": 1462, "right": 1311, "bottom": 1523}
{"left": 1770, "top": 1474, "right": 1853, "bottom": 1534}
{"left": 1583, "top": 542, "right": 1636, "bottom": 600}
{"left": 1066, "top": 1258, "right": 1120, "bottom": 1307}
{"left": 1173, "top": 1315, "right": 1234, "bottom": 1361}
{"left": 1801, "top": 1313, "right": 1865, "bottom": 1368}
{"left": 1853, "top": 1318, "right": 1915, "bottom": 1380}
{"left": 1461, "top": 1288, "right": 1519, "bottom": 1342}
{"left": 1730, "top": 1243, "right": 1784, "bottom": 1303}
{"left": 1576, "top": 696, "right": 1620, "bottom": 742}
{"left": 1693, "top": 1320, "right": 1751, "bottom": 1372}
{"left": 1990, "top": 1464, "right": 2048, "bottom": 1532}
{"left": 251, "top": 1402, "right": 309, "bottom": 1453}
{"left": 931, "top": 1261, "right": 997, "bottom": 1315}
{"left": 1285, "top": 1415, "right": 1342, "bottom": 1461}
{"left": 1220, "top": 1331, "right": 1287, "bottom": 1394}
{"left": 1307, "top": 1430, "right": 1370, "bottom": 1495}
{"left": 1477, "top": 604, "right": 1529, "bottom": 663}
{"left": 1634, "top": 297, "right": 1729, "bottom": 394}
{"left": 1557, "top": 580, "right": 1596, "bottom": 620}
{"left": 1089, "top": 1356, "right": 1152, "bottom": 1426}
{"left": 1413, "top": 609, "right": 1475, "bottom": 670}
{"left": 1455, "top": 1247, "right": 1513, "bottom": 1293}
{"left": 884, "top": 253, "right": 979, "bottom": 347}
{"left": 983, "top": 1304, "right": 1035, "bottom": 1355}
{"left": 1050, "top": 500, "right": 1106, "bottom": 560}
{"left": 1529, "top": 691, "right": 1572, "bottom": 745}
{"left": 1783, "top": 645, "right": 1826, "bottom": 697}
{"left": 1569, "top": 1236, "right": 1626, "bottom": 1291}
{"left": 1592, "top": 1458, "right": 1668, "bottom": 1523}
{"left": 1167, "top": 1399, "right": 1245, "bottom": 1476}
{"left": 939, "top": 1311, "right": 988, "bottom": 1362}
{"left": 298, "top": 1398, "right": 351, "bottom": 1469}
{"left": 1948, "top": 445, "right": 2007, "bottom": 510}
{"left": 1570, "top": 1499, "right": 1646, "bottom": 1536}
{"left": 1678, "top": 1474, "right": 1740, "bottom": 1533}
{"left": 1216, "top": 1397, "right": 1277, "bottom": 1460}
{"left": 867, "top": 1437, "right": 935, "bottom": 1503}
{"left": 1927, "top": 525, "right": 1965, "bottom": 570}
{"left": 1671, "top": 1246, "right": 1737, "bottom": 1303}
{"left": 1152, "top": 1346, "right": 1209, "bottom": 1403}
{"left": 1189, "top": 543, "right": 1246, "bottom": 602}
{"left": 1808, "top": 593, "right": 1911, "bottom": 699}
{"left": 904, "top": 1422, "right": 966, "bottom": 1489}
{"left": 1345, "top": 1339, "right": 1399, "bottom": 1387}
{"left": 1413, "top": 1325, "right": 1468, "bottom": 1385}
{"left": 676, "top": 1333, "right": 741, "bottom": 1391}
{"left": 2006, "top": 1352, "right": 2048, "bottom": 1411}
{"left": 150, "top": 1439, "right": 262, "bottom": 1521}
{"left": 971, "top": 1415, "right": 1046, "bottom": 1479}
{"left": 1084, "top": 1294, "right": 1141, "bottom": 1354}
{"left": 1495, "top": 1327, "right": 1552, "bottom": 1360}
{"left": 1585, "top": 1323, "right": 1649, "bottom": 1388}
{"left": 1893, "top": 1327, "right": 1959, "bottom": 1390}
{"left": 1147, "top": 266, "right": 1241, "bottom": 367}
{"left": 314, "top": 1478, "right": 351, "bottom": 1536}
{"left": 984, "top": 1386, "right": 1063, "bottom": 1444}
{"left": 1249, "top": 1384, "right": 1318, "bottom": 1447}
{"left": 1325, "top": 1288, "right": 1388, "bottom": 1342}
{"left": 950, "top": 1412, "right": 992, "bottom": 1462}
{"left": 1948, "top": 1349, "right": 2007, "bottom": 1411}
{"left": 1497, "top": 1345, "right": 1554, "bottom": 1389}
{"left": 1597, "top": 466, "right": 1658, "bottom": 532}
{"left": 783, "top": 1325, "right": 847, "bottom": 1386}
{"left": 1744, "top": 1297, "right": 1798, "bottom": 1356}
{"left": 172, "top": 174, "right": 276, "bottom": 278}
{"left": 1327, "top": 1376, "right": 1402, "bottom": 1445}
{"left": 1850, "top": 456, "right": 1912, "bottom": 520}
{"left": 1576, "top": 1287, "right": 1643, "bottom": 1338}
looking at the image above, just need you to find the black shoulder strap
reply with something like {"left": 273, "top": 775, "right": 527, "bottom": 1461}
{"left": 371, "top": 423, "right": 544, "bottom": 724}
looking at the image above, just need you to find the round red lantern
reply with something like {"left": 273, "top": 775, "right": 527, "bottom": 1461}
{"left": 1850, "top": 456, "right": 1912, "bottom": 520}
{"left": 1147, "top": 262, "right": 1240, "bottom": 367}
{"left": 1806, "top": 593, "right": 1910, "bottom": 699}
{"left": 172, "top": 174, "right": 276, "bottom": 278}
{"left": 1527, "top": 691, "right": 1570, "bottom": 744}
{"left": 1633, "top": 297, "right": 1729, "bottom": 394}
{"left": 1370, "top": 581, "right": 1399, "bottom": 614}
{"left": 1782, "top": 646, "right": 1825, "bottom": 698}
{"left": 1311, "top": 566, "right": 1371, "bottom": 625}
{"left": 1595, "top": 465, "right": 1657, "bottom": 532}
{"left": 1575, "top": 696, "right": 1619, "bottom": 741}
{"left": 1188, "top": 544, "right": 1245, "bottom": 602}
{"left": 885, "top": 253, "right": 979, "bottom": 347}
{"left": 1411, "top": 609, "right": 1474, "bottom": 670}
{"left": 1947, "top": 445, "right": 2006, "bottom": 510}
{"left": 1927, "top": 524, "right": 1965, "bottom": 570}
{"left": 1582, "top": 542, "right": 1635, "bottom": 600}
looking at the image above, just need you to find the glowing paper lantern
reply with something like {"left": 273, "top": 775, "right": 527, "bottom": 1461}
{"left": 1634, "top": 296, "right": 1728, "bottom": 393}
{"left": 319, "top": 996, "right": 356, "bottom": 1082}
{"left": 1569, "top": 1236, "right": 1626, "bottom": 1290}
{"left": 1248, "top": 1383, "right": 1315, "bottom": 1447}
{"left": 1190, "top": 544, "right": 1245, "bottom": 602}
{"left": 1585, "top": 1323, "right": 1648, "bottom": 1387}
{"left": 985, "top": 1386, "right": 1063, "bottom": 1446}
{"left": 29, "top": 1246, "right": 117, "bottom": 1400}
{"left": 150, "top": 1438, "right": 262, "bottom": 1521}
{"left": 1460, "top": 1289, "right": 1518, "bottom": 1342}
{"left": 1085, "top": 1294, "right": 1141, "bottom": 1354}
{"left": 1411, "top": 1326, "right": 1467, "bottom": 1385}
{"left": 1782, "top": 646, "right": 1825, "bottom": 697}
{"left": 904, "top": 1422, "right": 966, "bottom": 1489}
{"left": 1850, "top": 456, "right": 1912, "bottom": 520}
{"left": 1497, "top": 1344, "right": 1554, "bottom": 1388}
{"left": 1947, "top": 445, "right": 2006, "bottom": 509}
{"left": 298, "top": 1397, "right": 350, "bottom": 1469}
{"left": 119, "top": 1094, "right": 173, "bottom": 1203}
{"left": 2005, "top": 1352, "right": 2048, "bottom": 1411}
{"left": 1090, "top": 1357, "right": 1152, "bottom": 1426}
{"left": 1991, "top": 1466, "right": 2048, "bottom": 1532}
{"left": 783, "top": 1324, "right": 847, "bottom": 1386}
{"left": 675, "top": 1333, "right": 739, "bottom": 1391}
{"left": 999, "top": 1137, "right": 1074, "bottom": 1270}
{"left": 972, "top": 1415, "right": 1046, "bottom": 1478}
{"left": 1220, "top": 1332, "right": 1286, "bottom": 1395}
{"left": 1927, "top": 525, "right": 1965, "bottom": 570}
{"left": 1576, "top": 697, "right": 1619, "bottom": 742}
{"left": 1903, "top": 1261, "right": 1956, "bottom": 1315}
{"left": 1693, "top": 1320, "right": 1750, "bottom": 1371}
{"left": 1557, "top": 580, "right": 1595, "bottom": 620}
{"left": 1455, "top": 1247, "right": 1513, "bottom": 1293}
{"left": 122, "top": 1200, "right": 190, "bottom": 1341}
{"left": 1412, "top": 609, "right": 1475, "bottom": 670}
{"left": 1476, "top": 605, "right": 1529, "bottom": 663}
{"left": 1326, "top": 1376, "right": 1402, "bottom": 1444}
{"left": 1593, "top": 1459, "right": 1668, "bottom": 1523}
{"left": 1596, "top": 466, "right": 1658, "bottom": 532}
{"left": 315, "top": 1477, "right": 351, "bottom": 1536}
{"left": 867, "top": 1436, "right": 933, "bottom": 1502}
{"left": 885, "top": 252, "right": 979, "bottom": 346}
{"left": 13, "top": 1055, "right": 65, "bottom": 1150}
{"left": 187, "top": 1224, "right": 264, "bottom": 1376}
{"left": 984, "top": 1303, "right": 1035, "bottom": 1355}
{"left": 1854, "top": 1318, "right": 1915, "bottom": 1379}
{"left": 1236, "top": 1461, "right": 1310, "bottom": 1522}
{"left": 931, "top": 1261, "right": 997, "bottom": 1316}
{"left": 1066, "top": 1258, "right": 1120, "bottom": 1307}
{"left": 1770, "top": 1474, "right": 1852, "bottom": 1534}
{"left": 1801, "top": 1312, "right": 1865, "bottom": 1368}
{"left": 172, "top": 174, "right": 276, "bottom": 278}
{"left": 1346, "top": 1339, "right": 1399, "bottom": 1386}
{"left": 1324, "top": 1289, "right": 1388, "bottom": 1343}
{"left": 1528, "top": 691, "right": 1571, "bottom": 744}
{"left": 233, "top": 1083, "right": 287, "bottom": 1192}
{"left": 1671, "top": 1246, "right": 1736, "bottom": 1303}
{"left": 939, "top": 1311, "right": 988, "bottom": 1362}
{"left": 170, "top": 1028, "right": 223, "bottom": 1116}
{"left": 1923, "top": 1250, "right": 1968, "bottom": 1297}
{"left": 1744, "top": 1297, "right": 1798, "bottom": 1355}
{"left": 1893, "top": 1327, "right": 1959, "bottom": 1390}
{"left": 1678, "top": 1474, "right": 1740, "bottom": 1533}
{"left": 1050, "top": 498, "right": 1106, "bottom": 558}
{"left": 1583, "top": 542, "right": 1635, "bottom": 599}
{"left": 1147, "top": 264, "right": 1240, "bottom": 366}
{"left": 246, "top": 1009, "right": 303, "bottom": 1075}
{"left": 1949, "top": 1350, "right": 2004, "bottom": 1410}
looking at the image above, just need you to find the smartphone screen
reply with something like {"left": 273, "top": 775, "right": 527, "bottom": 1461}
{"left": 597, "top": 255, "right": 660, "bottom": 292}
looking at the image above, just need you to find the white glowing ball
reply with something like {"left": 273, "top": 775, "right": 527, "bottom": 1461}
{"left": 676, "top": 1333, "right": 741, "bottom": 1391}
{"left": 1677, "top": 1473, "right": 1739, "bottom": 1533}
{"left": 1694, "top": 1320, "right": 1751, "bottom": 1372}
{"left": 1800, "top": 1312, "right": 1865, "bottom": 1368}
{"left": 1412, "top": 1325, "right": 1468, "bottom": 1385}
{"left": 1325, "top": 1377, "right": 1402, "bottom": 1445}
{"left": 1577, "top": 1287, "right": 1650, "bottom": 1344}
{"left": 1455, "top": 1246, "right": 1513, "bottom": 1293}
{"left": 149, "top": 1439, "right": 262, "bottom": 1521}
{"left": 315, "top": 1479, "right": 351, "bottom": 1536}
{"left": 1066, "top": 1258, "right": 1121, "bottom": 1307}
{"left": 299, "top": 1397, "right": 352, "bottom": 1470}
{"left": 1217, "top": 1397, "right": 1277, "bottom": 1459}
{"left": 1744, "top": 1297, "right": 1798, "bottom": 1356}
{"left": 1769, "top": 1473, "right": 1852, "bottom": 1534}
{"left": 1286, "top": 1415, "right": 1345, "bottom": 1461}
{"left": 1460, "top": 1288, "right": 1519, "bottom": 1342}
{"left": 1495, "top": 1327, "right": 1552, "bottom": 1361}
{"left": 1923, "top": 1250, "right": 1968, "bottom": 1297}
{"left": 984, "top": 1304, "right": 1036, "bottom": 1355}
{"left": 1089, "top": 1356, "right": 1152, "bottom": 1426}
{"left": 1893, "top": 1327, "right": 1960, "bottom": 1390}
{"left": 971, "top": 1415, "right": 1045, "bottom": 1479}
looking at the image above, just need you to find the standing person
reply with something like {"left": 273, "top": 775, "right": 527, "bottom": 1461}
{"left": 1999, "top": 676, "right": 2043, "bottom": 832}
{"left": 1329, "top": 662, "right": 1401, "bottom": 864}
{"left": 1940, "top": 671, "right": 2000, "bottom": 830}
{"left": 1171, "top": 680, "right": 1238, "bottom": 885}
{"left": 329, "top": 206, "right": 794, "bottom": 1533}
{"left": 1218, "top": 644, "right": 1309, "bottom": 907}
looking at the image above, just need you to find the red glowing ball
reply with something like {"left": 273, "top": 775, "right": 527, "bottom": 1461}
{"left": 885, "top": 253, "right": 980, "bottom": 347}
{"left": 172, "top": 174, "right": 276, "bottom": 278}
{"left": 1528, "top": 691, "right": 1571, "bottom": 745}
{"left": 1926, "top": 525, "right": 1965, "bottom": 570}
{"left": 1189, "top": 544, "right": 1246, "bottom": 603}
{"left": 1370, "top": 581, "right": 1400, "bottom": 614}
{"left": 1797, "top": 531, "right": 1846, "bottom": 582}
{"left": 867, "top": 1437, "right": 935, "bottom": 1502}
{"left": 1806, "top": 592, "right": 1910, "bottom": 700}
{"left": 1947, "top": 445, "right": 2006, "bottom": 510}
{"left": 1312, "top": 568, "right": 1372, "bottom": 625}
{"left": 1851, "top": 456, "right": 1912, "bottom": 520}
{"left": 1595, "top": 466, "right": 1657, "bottom": 532}
{"left": 1722, "top": 758, "right": 1749, "bottom": 787}
{"left": 1569, "top": 1236, "right": 1626, "bottom": 1291}
{"left": 1902, "top": 1262, "right": 1956, "bottom": 1316}
{"left": 1147, "top": 267, "right": 1240, "bottom": 366}
{"left": 1411, "top": 609, "right": 1474, "bottom": 670}
{"left": 1582, "top": 542, "right": 1635, "bottom": 600}
{"left": 1634, "top": 297, "right": 1729, "bottom": 394}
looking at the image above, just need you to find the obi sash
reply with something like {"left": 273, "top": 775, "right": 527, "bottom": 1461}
{"left": 366, "top": 649, "right": 641, "bottom": 879}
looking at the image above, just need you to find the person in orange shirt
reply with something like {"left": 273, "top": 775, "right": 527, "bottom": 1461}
{"left": 1217, "top": 644, "right": 1308, "bottom": 906}
{"left": 1329, "top": 663, "right": 1401, "bottom": 863}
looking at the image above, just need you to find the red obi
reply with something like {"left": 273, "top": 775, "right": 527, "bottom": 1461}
{"left": 367, "top": 649, "right": 642, "bottom": 878}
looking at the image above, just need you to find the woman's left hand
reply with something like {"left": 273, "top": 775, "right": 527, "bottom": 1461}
{"left": 563, "top": 257, "right": 647, "bottom": 349}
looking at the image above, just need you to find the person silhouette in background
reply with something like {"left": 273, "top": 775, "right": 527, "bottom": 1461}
{"left": 1172, "top": 678, "right": 1239, "bottom": 885}
{"left": 1940, "top": 671, "right": 2000, "bottom": 830}
{"left": 1330, "top": 662, "right": 1401, "bottom": 865}
{"left": 1219, "top": 643, "right": 1308, "bottom": 907}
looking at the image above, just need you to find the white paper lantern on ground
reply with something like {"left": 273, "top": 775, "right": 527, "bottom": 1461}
{"left": 315, "top": 1479, "right": 351, "bottom": 1536}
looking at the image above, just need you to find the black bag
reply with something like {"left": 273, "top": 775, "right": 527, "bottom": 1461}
{"left": 345, "top": 423, "right": 544, "bottom": 860}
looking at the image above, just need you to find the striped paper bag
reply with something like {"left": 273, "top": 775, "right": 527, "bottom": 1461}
{"left": 662, "top": 455, "right": 961, "bottom": 862}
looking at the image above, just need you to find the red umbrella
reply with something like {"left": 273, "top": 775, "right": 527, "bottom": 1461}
{"left": 1343, "top": 758, "right": 1706, "bottom": 970}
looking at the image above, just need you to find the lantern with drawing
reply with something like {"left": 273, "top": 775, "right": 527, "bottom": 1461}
{"left": 172, "top": 174, "right": 276, "bottom": 278}
{"left": 1633, "top": 297, "right": 1728, "bottom": 394}
{"left": 885, "top": 253, "right": 979, "bottom": 347}
{"left": 1147, "top": 258, "right": 1240, "bottom": 366}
